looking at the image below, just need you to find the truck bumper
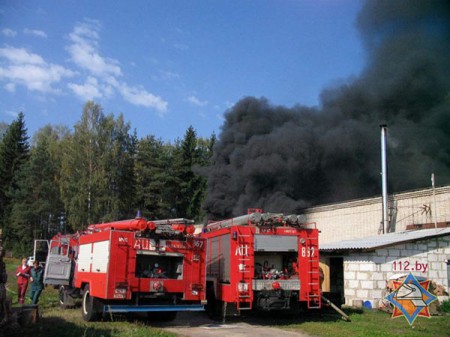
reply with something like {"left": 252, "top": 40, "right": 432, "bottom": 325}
{"left": 255, "top": 290, "right": 296, "bottom": 311}
{"left": 103, "top": 304, "right": 205, "bottom": 313}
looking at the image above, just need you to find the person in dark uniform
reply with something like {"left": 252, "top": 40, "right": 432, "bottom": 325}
{"left": 29, "top": 260, "right": 44, "bottom": 304}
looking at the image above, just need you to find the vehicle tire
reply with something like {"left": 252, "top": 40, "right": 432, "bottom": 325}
{"left": 59, "top": 286, "right": 75, "bottom": 309}
{"left": 82, "top": 285, "right": 100, "bottom": 321}
{"left": 59, "top": 286, "right": 67, "bottom": 308}
{"left": 205, "top": 285, "right": 218, "bottom": 319}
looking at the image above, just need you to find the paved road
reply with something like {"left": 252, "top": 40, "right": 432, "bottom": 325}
{"left": 159, "top": 312, "right": 315, "bottom": 337}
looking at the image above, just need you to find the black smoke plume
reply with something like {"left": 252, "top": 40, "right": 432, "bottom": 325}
{"left": 202, "top": 0, "right": 450, "bottom": 219}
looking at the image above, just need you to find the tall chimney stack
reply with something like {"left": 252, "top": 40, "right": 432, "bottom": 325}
{"left": 380, "top": 125, "right": 389, "bottom": 234}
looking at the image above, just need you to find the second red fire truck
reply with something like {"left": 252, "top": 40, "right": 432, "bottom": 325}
{"left": 199, "top": 209, "right": 322, "bottom": 320}
{"left": 44, "top": 217, "right": 206, "bottom": 321}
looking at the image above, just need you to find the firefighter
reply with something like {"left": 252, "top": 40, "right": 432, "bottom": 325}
{"left": 292, "top": 260, "right": 299, "bottom": 274}
{"left": 29, "top": 260, "right": 44, "bottom": 304}
{"left": 15, "top": 258, "right": 31, "bottom": 304}
{"left": 142, "top": 264, "right": 152, "bottom": 278}
{"left": 254, "top": 262, "right": 263, "bottom": 278}
{"left": 288, "top": 258, "right": 299, "bottom": 277}
{"left": 263, "top": 260, "right": 270, "bottom": 273}
{"left": 152, "top": 263, "right": 166, "bottom": 278}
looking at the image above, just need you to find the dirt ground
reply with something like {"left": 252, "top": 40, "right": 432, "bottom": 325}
{"left": 159, "top": 311, "right": 314, "bottom": 337}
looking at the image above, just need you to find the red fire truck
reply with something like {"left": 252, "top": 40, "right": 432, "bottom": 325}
{"left": 44, "top": 217, "right": 206, "bottom": 321}
{"left": 200, "top": 209, "right": 321, "bottom": 320}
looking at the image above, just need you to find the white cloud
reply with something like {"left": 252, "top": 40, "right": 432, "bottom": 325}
{"left": 1, "top": 28, "right": 17, "bottom": 37}
{"left": 0, "top": 46, "right": 74, "bottom": 93}
{"left": 5, "top": 110, "right": 19, "bottom": 118}
{"left": 188, "top": 95, "right": 208, "bottom": 107}
{"left": 4, "top": 82, "right": 15, "bottom": 92}
{"left": 118, "top": 82, "right": 168, "bottom": 114}
{"left": 67, "top": 20, "right": 122, "bottom": 78}
{"left": 68, "top": 76, "right": 103, "bottom": 100}
{"left": 24, "top": 28, "right": 48, "bottom": 38}
{"left": 216, "top": 113, "right": 225, "bottom": 122}
{"left": 0, "top": 46, "right": 45, "bottom": 65}
{"left": 66, "top": 20, "right": 168, "bottom": 114}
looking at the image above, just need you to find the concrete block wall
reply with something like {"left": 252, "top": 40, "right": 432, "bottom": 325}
{"left": 303, "top": 186, "right": 450, "bottom": 244}
{"left": 343, "top": 235, "right": 450, "bottom": 307}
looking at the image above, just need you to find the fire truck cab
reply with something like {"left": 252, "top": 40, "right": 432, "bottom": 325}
{"left": 44, "top": 217, "right": 206, "bottom": 321}
{"left": 200, "top": 210, "right": 321, "bottom": 319}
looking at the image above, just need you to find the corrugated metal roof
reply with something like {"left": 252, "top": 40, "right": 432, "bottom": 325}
{"left": 319, "top": 227, "right": 450, "bottom": 251}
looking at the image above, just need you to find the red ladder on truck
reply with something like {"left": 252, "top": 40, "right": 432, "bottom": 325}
{"left": 306, "top": 235, "right": 321, "bottom": 309}
{"left": 234, "top": 225, "right": 253, "bottom": 311}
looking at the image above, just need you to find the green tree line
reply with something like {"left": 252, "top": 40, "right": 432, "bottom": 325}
{"left": 0, "top": 102, "right": 215, "bottom": 256}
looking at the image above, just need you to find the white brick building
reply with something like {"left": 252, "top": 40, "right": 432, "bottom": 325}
{"left": 321, "top": 228, "right": 450, "bottom": 307}
{"left": 301, "top": 185, "right": 450, "bottom": 307}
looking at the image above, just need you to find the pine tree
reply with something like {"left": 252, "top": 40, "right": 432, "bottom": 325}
{"left": 135, "top": 136, "right": 175, "bottom": 219}
{"left": 0, "top": 113, "right": 30, "bottom": 252}
{"left": 171, "top": 126, "right": 214, "bottom": 221}
{"left": 9, "top": 126, "right": 67, "bottom": 248}
{"left": 194, "top": 133, "right": 216, "bottom": 221}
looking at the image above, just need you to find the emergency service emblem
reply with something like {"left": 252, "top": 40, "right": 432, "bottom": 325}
{"left": 385, "top": 272, "right": 437, "bottom": 325}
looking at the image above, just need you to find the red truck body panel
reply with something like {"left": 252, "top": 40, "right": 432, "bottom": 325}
{"left": 200, "top": 211, "right": 321, "bottom": 315}
{"left": 73, "top": 230, "right": 205, "bottom": 301}
{"left": 44, "top": 218, "right": 206, "bottom": 320}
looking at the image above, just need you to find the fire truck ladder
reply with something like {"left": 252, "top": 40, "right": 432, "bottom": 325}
{"left": 306, "top": 236, "right": 321, "bottom": 309}
{"left": 234, "top": 226, "right": 253, "bottom": 311}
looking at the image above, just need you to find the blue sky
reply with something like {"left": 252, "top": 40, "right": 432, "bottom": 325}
{"left": 0, "top": 0, "right": 364, "bottom": 142}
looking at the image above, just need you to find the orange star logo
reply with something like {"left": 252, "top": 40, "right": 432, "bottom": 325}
{"left": 386, "top": 273, "right": 437, "bottom": 325}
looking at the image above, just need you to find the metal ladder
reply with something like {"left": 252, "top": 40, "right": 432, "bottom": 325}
{"left": 235, "top": 226, "right": 253, "bottom": 311}
{"left": 306, "top": 236, "right": 321, "bottom": 309}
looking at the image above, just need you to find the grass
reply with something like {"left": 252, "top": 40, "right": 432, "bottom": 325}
{"left": 441, "top": 300, "right": 450, "bottom": 313}
{"left": 8, "top": 308, "right": 177, "bottom": 337}
{"left": 2, "top": 257, "right": 449, "bottom": 337}
{"left": 3, "top": 257, "right": 176, "bottom": 337}
{"left": 280, "top": 308, "right": 450, "bottom": 337}
{"left": 244, "top": 307, "right": 450, "bottom": 337}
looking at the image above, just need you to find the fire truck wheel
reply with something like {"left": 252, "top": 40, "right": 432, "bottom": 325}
{"left": 206, "top": 285, "right": 226, "bottom": 321}
{"left": 58, "top": 286, "right": 68, "bottom": 309}
{"left": 147, "top": 311, "right": 177, "bottom": 322}
{"left": 205, "top": 286, "right": 218, "bottom": 319}
{"left": 82, "top": 285, "right": 100, "bottom": 322}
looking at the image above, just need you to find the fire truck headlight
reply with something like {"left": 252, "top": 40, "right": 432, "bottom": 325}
{"left": 113, "top": 287, "right": 127, "bottom": 299}
{"left": 191, "top": 283, "right": 203, "bottom": 296}
{"left": 152, "top": 281, "right": 163, "bottom": 292}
